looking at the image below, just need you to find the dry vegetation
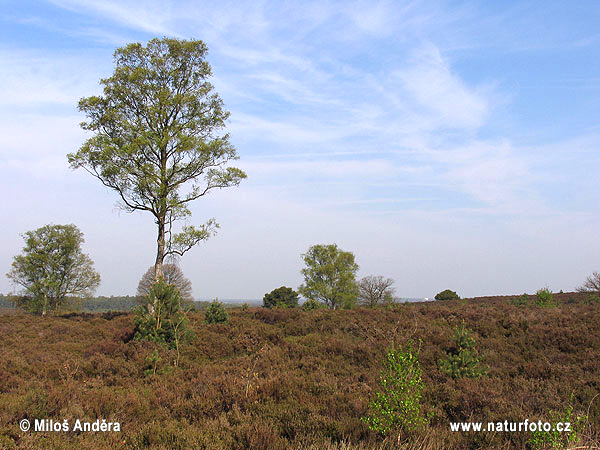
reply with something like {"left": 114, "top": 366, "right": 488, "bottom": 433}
{"left": 1, "top": 293, "right": 599, "bottom": 449}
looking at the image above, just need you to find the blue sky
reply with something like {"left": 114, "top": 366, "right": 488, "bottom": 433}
{"left": 1, "top": 0, "right": 599, "bottom": 299}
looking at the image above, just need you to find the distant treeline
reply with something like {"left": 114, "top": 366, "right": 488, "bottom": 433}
{"left": 0, "top": 294, "right": 236, "bottom": 312}
{"left": 0, "top": 295, "right": 139, "bottom": 312}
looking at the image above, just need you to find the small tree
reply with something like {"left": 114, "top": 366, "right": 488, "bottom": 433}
{"left": 299, "top": 243, "right": 359, "bottom": 310}
{"left": 137, "top": 264, "right": 193, "bottom": 304}
{"left": 434, "top": 289, "right": 460, "bottom": 301}
{"left": 263, "top": 286, "right": 299, "bottom": 308}
{"left": 439, "top": 322, "right": 486, "bottom": 379}
{"left": 577, "top": 271, "right": 600, "bottom": 294}
{"left": 205, "top": 299, "right": 229, "bottom": 324}
{"left": 358, "top": 275, "right": 396, "bottom": 307}
{"left": 362, "top": 341, "right": 429, "bottom": 436}
{"left": 6, "top": 224, "right": 100, "bottom": 316}
{"left": 535, "top": 287, "right": 556, "bottom": 307}
{"left": 134, "top": 278, "right": 193, "bottom": 367}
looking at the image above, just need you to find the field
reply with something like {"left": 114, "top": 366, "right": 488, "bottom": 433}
{"left": 1, "top": 293, "right": 599, "bottom": 449}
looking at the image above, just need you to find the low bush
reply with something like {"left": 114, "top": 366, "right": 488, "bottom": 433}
{"left": 528, "top": 395, "right": 588, "bottom": 449}
{"left": 439, "top": 322, "right": 487, "bottom": 379}
{"left": 301, "top": 298, "right": 321, "bottom": 311}
{"left": 263, "top": 287, "right": 299, "bottom": 309}
{"left": 362, "top": 341, "right": 429, "bottom": 436}
{"left": 434, "top": 289, "right": 460, "bottom": 301}
{"left": 205, "top": 299, "right": 229, "bottom": 324}
{"left": 535, "top": 287, "right": 557, "bottom": 307}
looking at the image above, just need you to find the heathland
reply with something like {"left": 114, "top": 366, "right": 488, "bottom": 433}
{"left": 0, "top": 293, "right": 599, "bottom": 449}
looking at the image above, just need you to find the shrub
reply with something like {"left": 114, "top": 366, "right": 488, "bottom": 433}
{"left": 528, "top": 395, "right": 587, "bottom": 449}
{"left": 509, "top": 293, "right": 529, "bottom": 306}
{"left": 133, "top": 278, "right": 193, "bottom": 350}
{"left": 439, "top": 322, "right": 487, "bottom": 379}
{"left": 205, "top": 299, "right": 229, "bottom": 324}
{"left": 535, "top": 287, "right": 557, "bottom": 307}
{"left": 263, "top": 286, "right": 299, "bottom": 309}
{"left": 362, "top": 341, "right": 429, "bottom": 436}
{"left": 435, "top": 289, "right": 460, "bottom": 301}
{"left": 301, "top": 298, "right": 321, "bottom": 311}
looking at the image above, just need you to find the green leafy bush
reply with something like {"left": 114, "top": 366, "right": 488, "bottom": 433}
{"left": 435, "top": 289, "right": 460, "bottom": 301}
{"left": 263, "top": 286, "right": 299, "bottom": 308}
{"left": 529, "top": 395, "right": 587, "bottom": 450}
{"left": 362, "top": 341, "right": 429, "bottom": 436}
{"left": 134, "top": 278, "right": 193, "bottom": 350}
{"left": 536, "top": 287, "right": 557, "bottom": 307}
{"left": 301, "top": 298, "right": 321, "bottom": 311}
{"left": 439, "top": 322, "right": 487, "bottom": 379}
{"left": 205, "top": 299, "right": 229, "bottom": 324}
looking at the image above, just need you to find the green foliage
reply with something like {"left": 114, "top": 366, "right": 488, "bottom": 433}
{"left": 529, "top": 395, "right": 587, "bottom": 450}
{"left": 241, "top": 302, "right": 249, "bottom": 311}
{"left": 134, "top": 278, "right": 194, "bottom": 352}
{"left": 143, "top": 350, "right": 163, "bottom": 377}
{"left": 435, "top": 289, "right": 460, "bottom": 301}
{"left": 6, "top": 224, "right": 100, "bottom": 316}
{"left": 439, "top": 322, "right": 487, "bottom": 379}
{"left": 362, "top": 341, "right": 429, "bottom": 436}
{"left": 536, "top": 287, "right": 557, "bottom": 307}
{"left": 509, "top": 293, "right": 530, "bottom": 306}
{"left": 298, "top": 243, "right": 359, "bottom": 310}
{"left": 205, "top": 299, "right": 229, "bottom": 324}
{"left": 301, "top": 298, "right": 322, "bottom": 311}
{"left": 68, "top": 38, "right": 246, "bottom": 273}
{"left": 263, "top": 286, "right": 299, "bottom": 309}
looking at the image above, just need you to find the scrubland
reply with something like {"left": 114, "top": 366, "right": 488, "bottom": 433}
{"left": 0, "top": 293, "right": 599, "bottom": 449}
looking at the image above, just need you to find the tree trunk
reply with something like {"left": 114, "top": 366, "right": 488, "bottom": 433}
{"left": 42, "top": 293, "right": 47, "bottom": 317}
{"left": 154, "top": 218, "right": 165, "bottom": 280}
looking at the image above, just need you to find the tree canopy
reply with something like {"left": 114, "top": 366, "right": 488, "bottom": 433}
{"left": 298, "top": 243, "right": 359, "bottom": 309}
{"left": 68, "top": 38, "right": 246, "bottom": 280}
{"left": 358, "top": 275, "right": 396, "bottom": 307}
{"left": 577, "top": 271, "right": 600, "bottom": 294}
{"left": 6, "top": 224, "right": 100, "bottom": 316}
{"left": 263, "top": 286, "right": 299, "bottom": 308}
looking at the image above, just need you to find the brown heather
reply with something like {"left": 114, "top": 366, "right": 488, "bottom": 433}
{"left": 0, "top": 293, "right": 599, "bottom": 449}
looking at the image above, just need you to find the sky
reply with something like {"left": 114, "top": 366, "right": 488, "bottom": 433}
{"left": 1, "top": 0, "right": 599, "bottom": 300}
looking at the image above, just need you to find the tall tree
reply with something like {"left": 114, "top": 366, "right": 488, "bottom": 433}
{"left": 299, "top": 243, "right": 359, "bottom": 309}
{"left": 6, "top": 224, "right": 100, "bottom": 316}
{"left": 68, "top": 38, "right": 246, "bottom": 280}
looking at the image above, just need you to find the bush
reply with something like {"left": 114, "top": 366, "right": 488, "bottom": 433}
{"left": 435, "top": 289, "right": 460, "bottom": 301}
{"left": 205, "top": 299, "right": 229, "bottom": 324}
{"left": 529, "top": 395, "right": 587, "bottom": 449}
{"left": 508, "top": 293, "right": 529, "bottom": 306}
{"left": 362, "top": 341, "right": 429, "bottom": 436}
{"left": 439, "top": 322, "right": 487, "bottom": 379}
{"left": 535, "top": 287, "right": 556, "bottom": 307}
{"left": 263, "top": 286, "right": 299, "bottom": 309}
{"left": 133, "top": 278, "right": 193, "bottom": 349}
{"left": 301, "top": 298, "right": 321, "bottom": 311}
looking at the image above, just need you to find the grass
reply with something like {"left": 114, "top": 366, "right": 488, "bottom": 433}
{"left": 0, "top": 293, "right": 599, "bottom": 449}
